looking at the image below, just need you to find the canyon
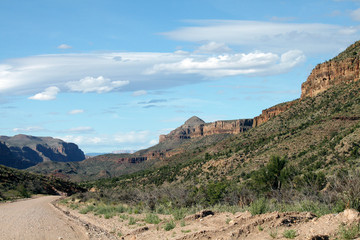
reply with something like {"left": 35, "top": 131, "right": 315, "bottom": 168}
{"left": 0, "top": 134, "right": 85, "bottom": 169}
{"left": 159, "top": 116, "right": 253, "bottom": 143}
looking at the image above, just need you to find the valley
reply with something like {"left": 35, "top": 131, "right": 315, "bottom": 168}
{"left": 1, "top": 40, "right": 360, "bottom": 239}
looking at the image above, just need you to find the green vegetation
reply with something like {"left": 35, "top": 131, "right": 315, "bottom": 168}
{"left": 144, "top": 213, "right": 161, "bottom": 224}
{"left": 163, "top": 220, "right": 176, "bottom": 231}
{"left": 336, "top": 223, "right": 360, "bottom": 240}
{"left": 283, "top": 229, "right": 297, "bottom": 239}
{"left": 0, "top": 165, "right": 83, "bottom": 200}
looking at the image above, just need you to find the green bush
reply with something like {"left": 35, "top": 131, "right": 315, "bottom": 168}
{"left": 164, "top": 220, "right": 176, "bottom": 231}
{"left": 144, "top": 213, "right": 161, "bottom": 224}
{"left": 128, "top": 216, "right": 136, "bottom": 225}
{"left": 337, "top": 223, "right": 360, "bottom": 240}
{"left": 249, "top": 197, "right": 268, "bottom": 215}
{"left": 283, "top": 229, "right": 297, "bottom": 239}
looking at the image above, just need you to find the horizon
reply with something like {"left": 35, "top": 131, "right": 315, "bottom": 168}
{"left": 2, "top": 0, "right": 360, "bottom": 153}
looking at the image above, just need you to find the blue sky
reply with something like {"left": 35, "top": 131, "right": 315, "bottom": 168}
{"left": 1, "top": 0, "right": 360, "bottom": 153}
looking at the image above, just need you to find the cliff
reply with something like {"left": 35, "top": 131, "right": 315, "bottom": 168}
{"left": 159, "top": 116, "right": 253, "bottom": 143}
{"left": 301, "top": 41, "right": 360, "bottom": 99}
{"left": 252, "top": 100, "right": 297, "bottom": 127}
{"left": 0, "top": 134, "right": 85, "bottom": 169}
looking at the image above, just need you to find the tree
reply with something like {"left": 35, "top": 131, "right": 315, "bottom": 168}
{"left": 251, "top": 155, "right": 288, "bottom": 192}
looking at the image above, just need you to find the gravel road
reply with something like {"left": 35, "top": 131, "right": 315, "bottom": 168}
{"left": 0, "top": 195, "right": 88, "bottom": 240}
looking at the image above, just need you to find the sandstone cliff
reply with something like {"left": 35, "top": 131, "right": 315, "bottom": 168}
{"left": 252, "top": 100, "right": 297, "bottom": 127}
{"left": 0, "top": 134, "right": 85, "bottom": 169}
{"left": 301, "top": 41, "right": 360, "bottom": 99}
{"left": 159, "top": 116, "right": 253, "bottom": 143}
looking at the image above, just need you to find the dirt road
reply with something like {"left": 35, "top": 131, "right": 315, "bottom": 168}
{"left": 0, "top": 195, "right": 88, "bottom": 240}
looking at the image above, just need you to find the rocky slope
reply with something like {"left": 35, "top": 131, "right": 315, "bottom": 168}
{"left": 159, "top": 116, "right": 253, "bottom": 142}
{"left": 0, "top": 134, "right": 85, "bottom": 169}
{"left": 301, "top": 40, "right": 360, "bottom": 99}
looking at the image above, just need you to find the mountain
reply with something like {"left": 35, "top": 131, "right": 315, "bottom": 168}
{"left": 29, "top": 117, "right": 253, "bottom": 181}
{"left": 0, "top": 134, "right": 85, "bottom": 169}
{"left": 28, "top": 41, "right": 360, "bottom": 185}
{"left": 88, "top": 40, "right": 360, "bottom": 196}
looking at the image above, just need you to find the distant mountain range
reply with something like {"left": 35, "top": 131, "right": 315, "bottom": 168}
{"left": 0, "top": 134, "right": 85, "bottom": 169}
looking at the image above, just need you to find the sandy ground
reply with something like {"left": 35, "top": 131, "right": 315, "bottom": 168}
{"left": 56, "top": 200, "right": 360, "bottom": 240}
{"left": 0, "top": 195, "right": 88, "bottom": 240}
{"left": 1, "top": 196, "right": 359, "bottom": 240}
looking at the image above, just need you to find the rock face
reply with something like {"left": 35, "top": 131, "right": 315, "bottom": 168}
{"left": 254, "top": 40, "right": 360, "bottom": 127}
{"left": 301, "top": 41, "right": 360, "bottom": 99}
{"left": 252, "top": 100, "right": 297, "bottom": 127}
{"left": 159, "top": 116, "right": 253, "bottom": 143}
{"left": 0, "top": 134, "right": 85, "bottom": 169}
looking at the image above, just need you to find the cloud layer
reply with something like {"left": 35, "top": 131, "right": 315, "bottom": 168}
{"left": 162, "top": 20, "right": 360, "bottom": 55}
{"left": 1, "top": 20, "right": 359, "bottom": 100}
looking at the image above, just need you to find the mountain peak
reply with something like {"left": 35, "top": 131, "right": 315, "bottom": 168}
{"left": 184, "top": 116, "right": 205, "bottom": 127}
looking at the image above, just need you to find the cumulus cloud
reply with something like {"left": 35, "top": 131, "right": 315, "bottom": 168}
{"left": 28, "top": 86, "right": 60, "bottom": 100}
{"left": 132, "top": 90, "right": 147, "bottom": 96}
{"left": 57, "top": 44, "right": 72, "bottom": 49}
{"left": 68, "top": 109, "right": 84, "bottom": 115}
{"left": 162, "top": 20, "right": 360, "bottom": 55}
{"left": 66, "top": 76, "right": 129, "bottom": 93}
{"left": 195, "top": 42, "right": 232, "bottom": 54}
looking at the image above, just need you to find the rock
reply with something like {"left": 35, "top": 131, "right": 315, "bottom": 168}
{"left": 194, "top": 210, "right": 215, "bottom": 219}
{"left": 159, "top": 116, "right": 253, "bottom": 143}
{"left": 0, "top": 134, "right": 85, "bottom": 169}
{"left": 301, "top": 41, "right": 360, "bottom": 99}
{"left": 252, "top": 100, "right": 297, "bottom": 127}
{"left": 343, "top": 208, "right": 360, "bottom": 222}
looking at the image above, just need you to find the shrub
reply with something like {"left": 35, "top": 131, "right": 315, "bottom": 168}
{"left": 144, "top": 213, "right": 161, "bottom": 224}
{"left": 128, "top": 216, "right": 136, "bottom": 225}
{"left": 337, "top": 223, "right": 360, "bottom": 240}
{"left": 283, "top": 229, "right": 297, "bottom": 239}
{"left": 249, "top": 197, "right": 268, "bottom": 215}
{"left": 164, "top": 220, "right": 176, "bottom": 231}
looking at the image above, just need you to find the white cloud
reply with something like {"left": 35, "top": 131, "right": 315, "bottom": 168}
{"left": 162, "top": 20, "right": 360, "bottom": 55}
{"left": 58, "top": 130, "right": 156, "bottom": 152}
{"left": 132, "top": 90, "right": 147, "bottom": 96}
{"left": 1, "top": 20, "right": 359, "bottom": 99}
{"left": 351, "top": 8, "right": 360, "bottom": 21}
{"left": 28, "top": 86, "right": 60, "bottom": 100}
{"left": 60, "top": 135, "right": 103, "bottom": 145}
{"left": 195, "top": 42, "right": 231, "bottom": 54}
{"left": 13, "top": 126, "right": 44, "bottom": 132}
{"left": 66, "top": 76, "right": 129, "bottom": 93}
{"left": 58, "top": 44, "right": 72, "bottom": 49}
{"left": 149, "top": 139, "right": 158, "bottom": 145}
{"left": 68, "top": 109, "right": 84, "bottom": 115}
{"left": 147, "top": 50, "right": 306, "bottom": 77}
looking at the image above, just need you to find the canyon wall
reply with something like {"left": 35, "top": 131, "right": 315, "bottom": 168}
{"left": 0, "top": 134, "right": 85, "bottom": 169}
{"left": 252, "top": 100, "right": 297, "bottom": 127}
{"left": 301, "top": 58, "right": 360, "bottom": 99}
{"left": 301, "top": 41, "right": 360, "bottom": 99}
{"left": 159, "top": 116, "right": 253, "bottom": 143}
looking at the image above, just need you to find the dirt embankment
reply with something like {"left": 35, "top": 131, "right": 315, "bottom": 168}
{"left": 56, "top": 200, "right": 360, "bottom": 240}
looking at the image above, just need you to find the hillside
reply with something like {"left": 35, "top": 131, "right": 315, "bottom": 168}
{"left": 0, "top": 164, "right": 84, "bottom": 200}
{"left": 0, "top": 134, "right": 85, "bottom": 169}
{"left": 78, "top": 41, "right": 360, "bottom": 216}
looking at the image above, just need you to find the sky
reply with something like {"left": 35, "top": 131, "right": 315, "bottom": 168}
{"left": 1, "top": 0, "right": 360, "bottom": 153}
